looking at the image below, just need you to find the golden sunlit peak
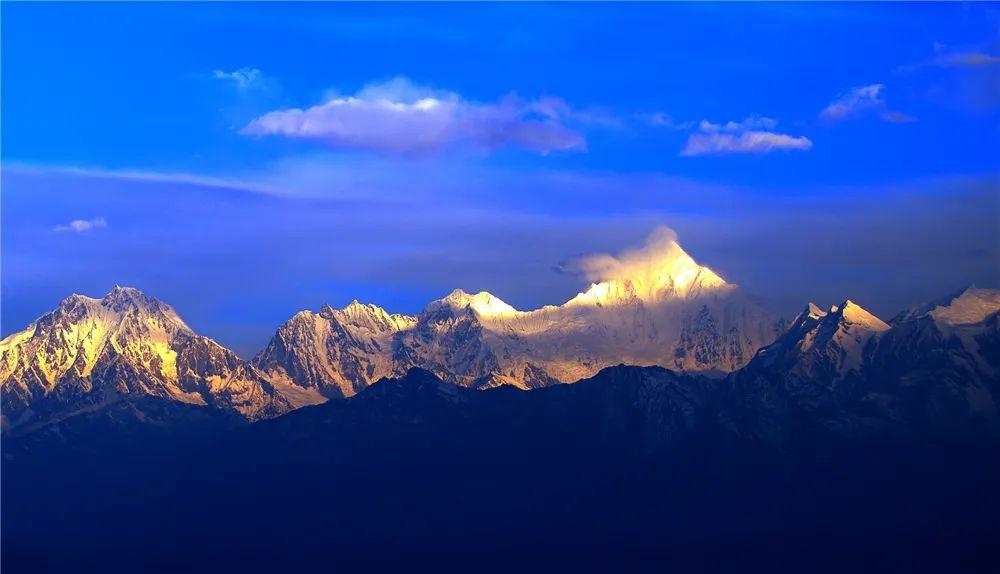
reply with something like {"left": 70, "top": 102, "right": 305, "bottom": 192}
{"left": 565, "top": 227, "right": 730, "bottom": 306}
{"left": 342, "top": 299, "right": 371, "bottom": 313}
{"left": 804, "top": 303, "right": 828, "bottom": 320}
{"left": 833, "top": 300, "right": 890, "bottom": 331}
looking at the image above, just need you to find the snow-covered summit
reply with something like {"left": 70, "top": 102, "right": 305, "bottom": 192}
{"left": 254, "top": 300, "right": 417, "bottom": 400}
{"left": 752, "top": 298, "right": 889, "bottom": 379}
{"left": 1, "top": 286, "right": 193, "bottom": 388}
{"left": 321, "top": 300, "right": 417, "bottom": 331}
{"left": 565, "top": 242, "right": 730, "bottom": 308}
{"left": 429, "top": 289, "right": 519, "bottom": 317}
{"left": 257, "top": 238, "right": 779, "bottom": 394}
{"left": 1, "top": 286, "right": 289, "bottom": 431}
{"left": 893, "top": 286, "right": 1000, "bottom": 326}
{"left": 833, "top": 300, "right": 891, "bottom": 332}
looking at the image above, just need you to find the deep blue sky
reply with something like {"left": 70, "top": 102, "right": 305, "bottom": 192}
{"left": 3, "top": 2, "right": 998, "bottom": 355}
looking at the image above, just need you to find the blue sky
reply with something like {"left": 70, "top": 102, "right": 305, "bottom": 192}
{"left": 3, "top": 2, "right": 999, "bottom": 355}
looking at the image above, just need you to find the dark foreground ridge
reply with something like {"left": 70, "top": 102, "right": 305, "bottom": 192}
{"left": 4, "top": 365, "right": 1000, "bottom": 573}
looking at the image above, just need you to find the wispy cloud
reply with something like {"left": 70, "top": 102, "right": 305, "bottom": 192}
{"left": 680, "top": 116, "right": 812, "bottom": 156}
{"left": 212, "top": 67, "right": 262, "bottom": 89}
{"left": 6, "top": 163, "right": 281, "bottom": 196}
{"left": 820, "top": 84, "right": 885, "bottom": 121}
{"left": 896, "top": 45, "right": 1000, "bottom": 113}
{"left": 930, "top": 52, "right": 1000, "bottom": 68}
{"left": 899, "top": 51, "right": 1000, "bottom": 73}
{"left": 241, "top": 77, "right": 587, "bottom": 157}
{"left": 641, "top": 113, "right": 695, "bottom": 130}
{"left": 819, "top": 84, "right": 915, "bottom": 123}
{"left": 53, "top": 217, "right": 107, "bottom": 233}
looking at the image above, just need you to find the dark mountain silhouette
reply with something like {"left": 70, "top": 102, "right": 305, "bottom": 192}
{"left": 5, "top": 364, "right": 1000, "bottom": 573}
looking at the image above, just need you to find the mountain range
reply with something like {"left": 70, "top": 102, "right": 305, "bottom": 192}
{"left": 254, "top": 240, "right": 781, "bottom": 401}
{"left": 3, "top": 240, "right": 1000, "bottom": 572}
{"left": 2, "top": 241, "right": 998, "bottom": 437}
{"left": 5, "top": 310, "right": 1000, "bottom": 572}
{"left": 2, "top": 241, "right": 785, "bottom": 430}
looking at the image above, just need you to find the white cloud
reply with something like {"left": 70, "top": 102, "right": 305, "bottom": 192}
{"left": 819, "top": 84, "right": 885, "bottom": 121}
{"left": 240, "top": 77, "right": 587, "bottom": 156}
{"left": 212, "top": 67, "right": 262, "bottom": 89}
{"left": 819, "top": 84, "right": 915, "bottom": 123}
{"left": 54, "top": 217, "right": 107, "bottom": 233}
{"left": 680, "top": 115, "right": 812, "bottom": 156}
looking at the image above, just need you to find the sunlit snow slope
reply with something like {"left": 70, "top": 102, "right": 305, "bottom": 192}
{"left": 0, "top": 286, "right": 290, "bottom": 431}
{"left": 256, "top": 237, "right": 782, "bottom": 396}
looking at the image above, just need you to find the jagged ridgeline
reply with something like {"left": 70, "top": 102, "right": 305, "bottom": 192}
{"left": 2, "top": 240, "right": 999, "bottom": 435}
{"left": 254, "top": 240, "right": 781, "bottom": 400}
{"left": 1, "top": 240, "right": 780, "bottom": 427}
{"left": 0, "top": 287, "right": 290, "bottom": 430}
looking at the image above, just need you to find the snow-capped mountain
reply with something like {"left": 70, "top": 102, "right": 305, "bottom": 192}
{"left": 254, "top": 301, "right": 417, "bottom": 400}
{"left": 256, "top": 240, "right": 782, "bottom": 397}
{"left": 3, "top": 282, "right": 998, "bottom": 449}
{"left": 7, "top": 276, "right": 995, "bottom": 439}
{"left": 0, "top": 286, "right": 290, "bottom": 431}
{"left": 730, "top": 287, "right": 1000, "bottom": 439}
{"left": 727, "top": 298, "right": 893, "bottom": 440}
{"left": 750, "top": 299, "right": 890, "bottom": 381}
{"left": 863, "top": 286, "right": 1000, "bottom": 432}
{"left": 6, "top": 284, "right": 1000, "bottom": 571}
{"left": 891, "top": 286, "right": 1000, "bottom": 325}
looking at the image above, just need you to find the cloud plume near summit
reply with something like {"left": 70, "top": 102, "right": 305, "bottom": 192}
{"left": 565, "top": 226, "right": 686, "bottom": 282}
{"left": 560, "top": 226, "right": 728, "bottom": 300}
{"left": 241, "top": 77, "right": 587, "bottom": 156}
